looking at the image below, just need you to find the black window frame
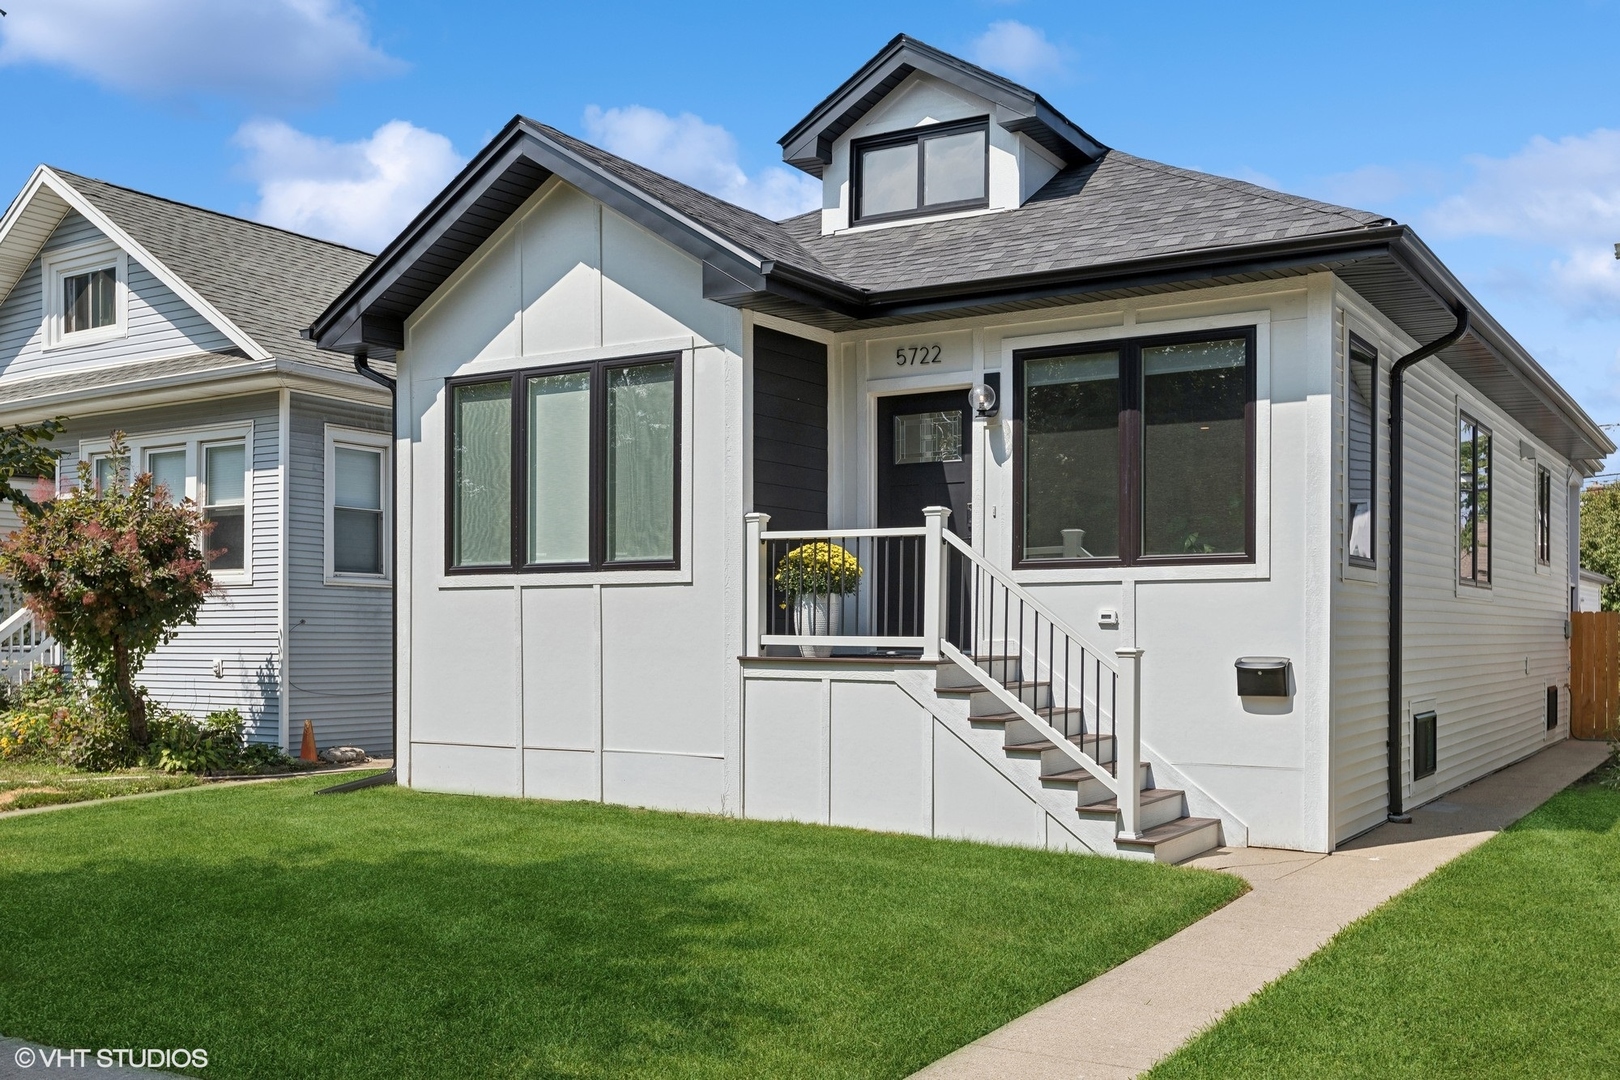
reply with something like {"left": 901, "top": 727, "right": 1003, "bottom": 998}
{"left": 1012, "top": 326, "right": 1258, "bottom": 570}
{"left": 850, "top": 116, "right": 991, "bottom": 226}
{"left": 1413, "top": 709, "right": 1437, "bottom": 780}
{"left": 1458, "top": 410, "right": 1492, "bottom": 587}
{"left": 1536, "top": 464, "right": 1552, "bottom": 566}
{"left": 444, "top": 351, "right": 682, "bottom": 575}
{"left": 1346, "top": 333, "right": 1378, "bottom": 569}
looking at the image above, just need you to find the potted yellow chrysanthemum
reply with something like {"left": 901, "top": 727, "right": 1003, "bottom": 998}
{"left": 774, "top": 542, "right": 863, "bottom": 657}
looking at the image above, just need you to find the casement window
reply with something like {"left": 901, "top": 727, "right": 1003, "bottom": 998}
{"left": 447, "top": 353, "right": 680, "bottom": 573}
{"left": 80, "top": 425, "right": 253, "bottom": 582}
{"left": 1346, "top": 336, "right": 1377, "bottom": 566}
{"left": 851, "top": 117, "right": 989, "bottom": 224}
{"left": 1458, "top": 412, "right": 1491, "bottom": 586}
{"left": 42, "top": 241, "right": 127, "bottom": 348}
{"left": 1536, "top": 465, "right": 1552, "bottom": 566}
{"left": 1015, "top": 328, "right": 1255, "bottom": 567}
{"left": 326, "top": 427, "right": 391, "bottom": 583}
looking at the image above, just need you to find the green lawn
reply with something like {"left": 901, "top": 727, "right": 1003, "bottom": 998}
{"left": 0, "top": 776, "right": 1243, "bottom": 1079}
{"left": 0, "top": 759, "right": 198, "bottom": 811}
{"left": 1150, "top": 782, "right": 1620, "bottom": 1079}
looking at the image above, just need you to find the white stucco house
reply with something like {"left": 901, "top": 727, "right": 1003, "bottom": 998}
{"left": 0, "top": 167, "right": 394, "bottom": 754}
{"left": 310, "top": 35, "right": 1611, "bottom": 859}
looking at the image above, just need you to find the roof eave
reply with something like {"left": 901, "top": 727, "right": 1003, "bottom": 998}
{"left": 778, "top": 34, "right": 1104, "bottom": 177}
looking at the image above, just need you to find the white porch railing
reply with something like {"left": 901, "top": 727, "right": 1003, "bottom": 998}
{"left": 745, "top": 508, "right": 1144, "bottom": 837}
{"left": 0, "top": 583, "right": 59, "bottom": 684}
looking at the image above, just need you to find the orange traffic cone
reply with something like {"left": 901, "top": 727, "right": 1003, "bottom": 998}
{"left": 300, "top": 720, "right": 318, "bottom": 762}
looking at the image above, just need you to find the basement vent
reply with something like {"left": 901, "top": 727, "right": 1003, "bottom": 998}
{"left": 1413, "top": 710, "right": 1437, "bottom": 780}
{"left": 1547, "top": 686, "right": 1559, "bottom": 731}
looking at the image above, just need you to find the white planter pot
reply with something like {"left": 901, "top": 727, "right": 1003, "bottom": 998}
{"left": 792, "top": 593, "right": 843, "bottom": 658}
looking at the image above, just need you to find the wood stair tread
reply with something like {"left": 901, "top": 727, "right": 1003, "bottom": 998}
{"left": 1005, "top": 736, "right": 1094, "bottom": 754}
{"left": 1113, "top": 817, "right": 1220, "bottom": 847}
{"left": 1042, "top": 765, "right": 1121, "bottom": 783}
{"left": 972, "top": 708, "right": 1086, "bottom": 724}
{"left": 937, "top": 680, "right": 1051, "bottom": 696}
{"left": 1075, "top": 788, "right": 1183, "bottom": 814}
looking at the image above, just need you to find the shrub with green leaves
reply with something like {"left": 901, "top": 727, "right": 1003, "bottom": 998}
{"left": 0, "top": 433, "right": 214, "bottom": 745}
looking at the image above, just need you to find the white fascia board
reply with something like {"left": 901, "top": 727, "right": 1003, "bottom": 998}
{"left": 31, "top": 167, "right": 273, "bottom": 361}
{"left": 0, "top": 166, "right": 72, "bottom": 308}
{"left": 0, "top": 358, "right": 388, "bottom": 425}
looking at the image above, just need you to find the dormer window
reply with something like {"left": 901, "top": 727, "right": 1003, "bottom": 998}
{"left": 42, "top": 239, "right": 127, "bottom": 349}
{"left": 852, "top": 117, "right": 988, "bottom": 224}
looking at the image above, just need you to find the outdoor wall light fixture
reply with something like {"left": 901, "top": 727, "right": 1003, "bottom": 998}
{"left": 971, "top": 375, "right": 1000, "bottom": 418}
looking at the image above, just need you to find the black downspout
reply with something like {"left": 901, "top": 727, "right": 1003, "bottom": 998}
{"left": 318, "top": 349, "right": 400, "bottom": 795}
{"left": 1387, "top": 303, "right": 1469, "bottom": 822}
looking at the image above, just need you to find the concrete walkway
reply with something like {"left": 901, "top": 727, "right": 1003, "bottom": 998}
{"left": 914, "top": 739, "right": 1610, "bottom": 1079}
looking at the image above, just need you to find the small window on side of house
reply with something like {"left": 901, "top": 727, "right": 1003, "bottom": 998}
{"left": 145, "top": 447, "right": 188, "bottom": 505}
{"left": 1536, "top": 465, "right": 1552, "bottom": 566}
{"left": 201, "top": 441, "right": 247, "bottom": 572}
{"left": 1346, "top": 337, "right": 1376, "bottom": 566}
{"left": 63, "top": 267, "right": 117, "bottom": 335}
{"left": 328, "top": 431, "right": 390, "bottom": 581}
{"left": 1458, "top": 412, "right": 1491, "bottom": 586}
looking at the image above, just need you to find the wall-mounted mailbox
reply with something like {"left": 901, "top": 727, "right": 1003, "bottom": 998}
{"left": 1235, "top": 657, "right": 1291, "bottom": 697}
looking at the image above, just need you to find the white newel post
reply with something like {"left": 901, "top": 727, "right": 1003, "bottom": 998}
{"left": 744, "top": 513, "right": 770, "bottom": 658}
{"left": 921, "top": 506, "right": 951, "bottom": 662}
{"left": 1115, "top": 647, "right": 1144, "bottom": 839}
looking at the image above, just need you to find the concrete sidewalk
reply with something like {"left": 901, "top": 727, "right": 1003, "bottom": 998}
{"left": 913, "top": 739, "right": 1610, "bottom": 1079}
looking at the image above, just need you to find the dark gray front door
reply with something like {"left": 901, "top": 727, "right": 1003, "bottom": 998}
{"left": 875, "top": 390, "right": 971, "bottom": 644}
{"left": 876, "top": 390, "right": 971, "bottom": 534}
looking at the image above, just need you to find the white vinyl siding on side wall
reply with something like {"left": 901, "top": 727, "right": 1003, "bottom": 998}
{"left": 1330, "top": 283, "right": 1571, "bottom": 843}
{"left": 0, "top": 211, "right": 235, "bottom": 383}
{"left": 287, "top": 393, "right": 393, "bottom": 754}
{"left": 51, "top": 394, "right": 284, "bottom": 741}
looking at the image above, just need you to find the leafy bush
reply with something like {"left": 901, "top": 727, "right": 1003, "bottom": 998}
{"left": 147, "top": 708, "right": 244, "bottom": 774}
{"left": 0, "top": 669, "right": 133, "bottom": 768}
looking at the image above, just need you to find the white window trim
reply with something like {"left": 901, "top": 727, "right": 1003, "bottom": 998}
{"left": 79, "top": 421, "right": 254, "bottom": 586}
{"left": 324, "top": 425, "right": 392, "bottom": 587}
{"left": 42, "top": 239, "right": 129, "bottom": 350}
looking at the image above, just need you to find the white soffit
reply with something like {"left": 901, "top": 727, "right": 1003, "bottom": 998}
{"left": 0, "top": 166, "right": 271, "bottom": 361}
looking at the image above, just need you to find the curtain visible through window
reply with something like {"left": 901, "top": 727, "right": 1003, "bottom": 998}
{"left": 1347, "top": 342, "right": 1376, "bottom": 564}
{"left": 333, "top": 446, "right": 384, "bottom": 575}
{"left": 605, "top": 361, "right": 675, "bottom": 563}
{"left": 63, "top": 267, "right": 115, "bottom": 334}
{"left": 202, "top": 442, "right": 246, "bottom": 572}
{"left": 452, "top": 382, "right": 512, "bottom": 567}
{"left": 1458, "top": 413, "right": 1491, "bottom": 584}
{"left": 526, "top": 370, "right": 590, "bottom": 564}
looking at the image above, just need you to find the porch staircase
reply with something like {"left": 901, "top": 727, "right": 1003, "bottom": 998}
{"left": 934, "top": 654, "right": 1222, "bottom": 863}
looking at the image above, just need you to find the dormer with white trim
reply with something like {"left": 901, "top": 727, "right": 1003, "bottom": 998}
{"left": 778, "top": 34, "right": 1105, "bottom": 236}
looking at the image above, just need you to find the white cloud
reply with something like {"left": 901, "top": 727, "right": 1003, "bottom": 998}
{"left": 0, "top": 0, "right": 400, "bottom": 103}
{"left": 234, "top": 119, "right": 465, "bottom": 252}
{"left": 1426, "top": 129, "right": 1620, "bottom": 316}
{"left": 968, "top": 20, "right": 1070, "bottom": 83}
{"left": 582, "top": 105, "right": 820, "bottom": 221}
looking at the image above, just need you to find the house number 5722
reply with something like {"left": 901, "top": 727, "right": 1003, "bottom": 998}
{"left": 895, "top": 344, "right": 943, "bottom": 365}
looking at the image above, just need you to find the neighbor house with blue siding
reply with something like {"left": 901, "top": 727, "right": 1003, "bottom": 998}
{"left": 0, "top": 166, "right": 393, "bottom": 755}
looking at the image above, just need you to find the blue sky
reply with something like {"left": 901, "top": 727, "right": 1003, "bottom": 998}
{"left": 3, "top": 1, "right": 1619, "bottom": 466}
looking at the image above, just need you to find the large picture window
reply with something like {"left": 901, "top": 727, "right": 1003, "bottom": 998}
{"left": 1015, "top": 329, "right": 1255, "bottom": 567}
{"left": 448, "top": 353, "right": 680, "bottom": 573}
{"left": 1458, "top": 411, "right": 1491, "bottom": 586}
{"left": 851, "top": 118, "right": 989, "bottom": 224}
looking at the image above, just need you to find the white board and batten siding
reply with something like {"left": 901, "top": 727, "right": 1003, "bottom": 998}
{"left": 0, "top": 211, "right": 235, "bottom": 383}
{"left": 286, "top": 392, "right": 393, "bottom": 753}
{"left": 397, "top": 177, "right": 746, "bottom": 808}
{"left": 53, "top": 395, "right": 284, "bottom": 742}
{"left": 1329, "top": 282, "right": 1572, "bottom": 843}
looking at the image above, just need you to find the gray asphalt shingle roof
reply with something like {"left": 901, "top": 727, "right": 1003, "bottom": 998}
{"left": 53, "top": 171, "right": 376, "bottom": 372}
{"left": 777, "top": 150, "right": 1389, "bottom": 294}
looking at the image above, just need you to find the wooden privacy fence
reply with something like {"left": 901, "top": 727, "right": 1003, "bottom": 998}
{"left": 1571, "top": 611, "right": 1620, "bottom": 740}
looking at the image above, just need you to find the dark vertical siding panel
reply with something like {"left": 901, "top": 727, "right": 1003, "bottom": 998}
{"left": 753, "top": 327, "right": 827, "bottom": 530}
